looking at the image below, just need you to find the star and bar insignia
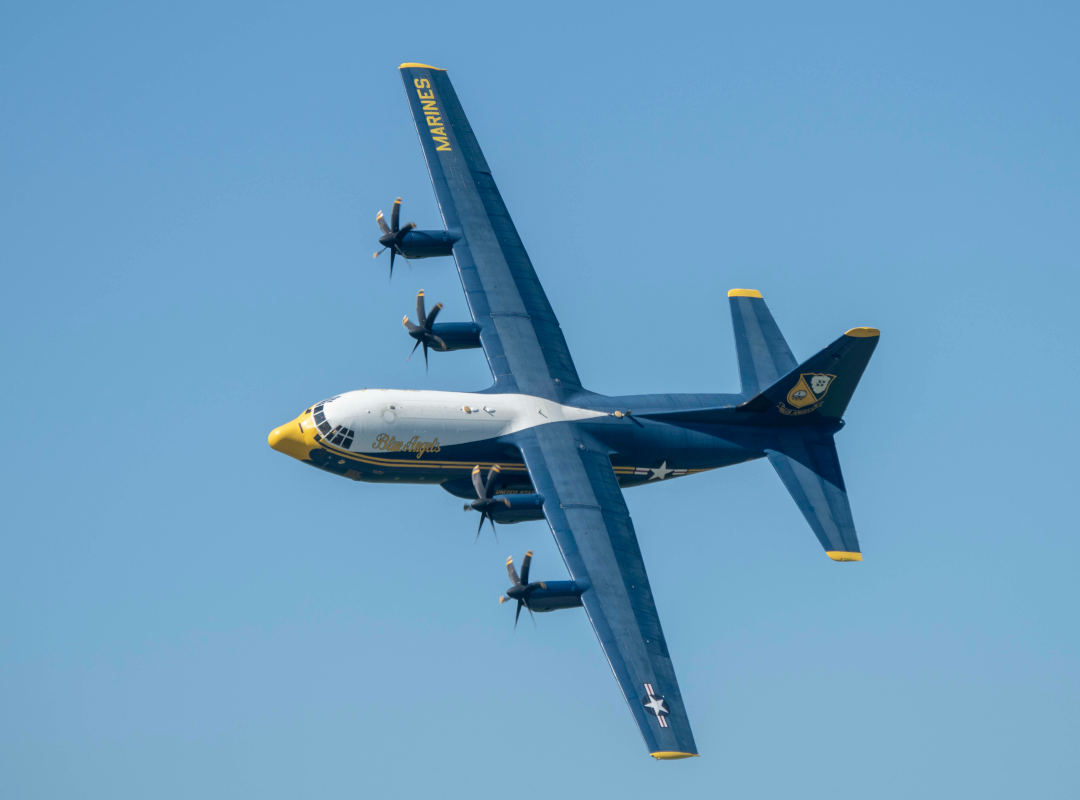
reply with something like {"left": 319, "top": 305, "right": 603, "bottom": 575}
{"left": 642, "top": 683, "right": 670, "bottom": 728}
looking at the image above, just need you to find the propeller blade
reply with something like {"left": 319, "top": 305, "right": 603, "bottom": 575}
{"left": 476, "top": 513, "right": 486, "bottom": 541}
{"left": 402, "top": 316, "right": 422, "bottom": 335}
{"left": 471, "top": 466, "right": 486, "bottom": 500}
{"left": 416, "top": 291, "right": 426, "bottom": 328}
{"left": 514, "top": 599, "right": 523, "bottom": 628}
{"left": 520, "top": 550, "right": 533, "bottom": 585}
{"left": 422, "top": 342, "right": 429, "bottom": 371}
{"left": 425, "top": 302, "right": 444, "bottom": 329}
{"left": 373, "top": 247, "right": 386, "bottom": 259}
{"left": 429, "top": 334, "right": 448, "bottom": 352}
{"left": 484, "top": 464, "right": 501, "bottom": 497}
{"left": 390, "top": 197, "right": 402, "bottom": 232}
{"left": 399, "top": 221, "right": 416, "bottom": 236}
{"left": 389, "top": 249, "right": 396, "bottom": 278}
{"left": 407, "top": 338, "right": 421, "bottom": 361}
{"left": 376, "top": 210, "right": 390, "bottom": 235}
{"left": 506, "top": 555, "right": 520, "bottom": 586}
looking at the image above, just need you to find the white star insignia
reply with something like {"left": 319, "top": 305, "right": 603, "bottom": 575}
{"left": 648, "top": 461, "right": 673, "bottom": 481}
{"left": 644, "top": 695, "right": 668, "bottom": 716}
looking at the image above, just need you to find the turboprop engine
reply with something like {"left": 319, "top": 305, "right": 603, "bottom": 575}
{"left": 372, "top": 197, "right": 456, "bottom": 277}
{"left": 464, "top": 465, "right": 545, "bottom": 539}
{"left": 500, "top": 551, "right": 583, "bottom": 627}
{"left": 401, "top": 290, "right": 481, "bottom": 368}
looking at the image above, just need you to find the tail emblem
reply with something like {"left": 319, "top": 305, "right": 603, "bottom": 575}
{"left": 784, "top": 373, "right": 837, "bottom": 411}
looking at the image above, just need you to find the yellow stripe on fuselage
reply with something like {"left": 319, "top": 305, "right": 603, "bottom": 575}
{"left": 315, "top": 439, "right": 706, "bottom": 479}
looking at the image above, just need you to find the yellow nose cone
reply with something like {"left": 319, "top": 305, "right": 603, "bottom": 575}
{"left": 268, "top": 412, "right": 317, "bottom": 461}
{"left": 267, "top": 425, "right": 287, "bottom": 450}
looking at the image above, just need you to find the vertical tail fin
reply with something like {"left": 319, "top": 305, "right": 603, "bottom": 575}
{"left": 742, "top": 327, "right": 880, "bottom": 422}
{"left": 728, "top": 289, "right": 797, "bottom": 396}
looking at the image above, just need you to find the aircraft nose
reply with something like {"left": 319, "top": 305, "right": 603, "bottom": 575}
{"left": 267, "top": 414, "right": 314, "bottom": 460}
{"left": 268, "top": 424, "right": 288, "bottom": 452}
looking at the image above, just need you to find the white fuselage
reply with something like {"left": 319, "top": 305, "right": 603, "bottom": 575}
{"left": 319, "top": 389, "right": 608, "bottom": 454}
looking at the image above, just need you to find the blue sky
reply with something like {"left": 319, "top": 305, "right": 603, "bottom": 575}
{"left": 2, "top": 2, "right": 1078, "bottom": 797}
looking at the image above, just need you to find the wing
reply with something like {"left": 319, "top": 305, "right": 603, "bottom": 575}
{"left": 398, "top": 64, "right": 582, "bottom": 402}
{"left": 510, "top": 423, "right": 699, "bottom": 759}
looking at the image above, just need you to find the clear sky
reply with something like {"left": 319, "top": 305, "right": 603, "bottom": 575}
{"left": 2, "top": 2, "right": 1078, "bottom": 798}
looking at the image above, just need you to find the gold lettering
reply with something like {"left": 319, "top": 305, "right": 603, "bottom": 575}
{"left": 413, "top": 87, "right": 452, "bottom": 152}
{"left": 370, "top": 432, "right": 442, "bottom": 458}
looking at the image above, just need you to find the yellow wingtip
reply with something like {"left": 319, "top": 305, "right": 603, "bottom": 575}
{"left": 844, "top": 327, "right": 880, "bottom": 338}
{"left": 727, "top": 288, "right": 763, "bottom": 299}
{"left": 651, "top": 751, "right": 700, "bottom": 760}
{"left": 826, "top": 551, "right": 863, "bottom": 562}
{"left": 399, "top": 62, "right": 446, "bottom": 71}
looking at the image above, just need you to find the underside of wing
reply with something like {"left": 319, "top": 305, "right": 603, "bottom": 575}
{"left": 511, "top": 423, "right": 698, "bottom": 759}
{"left": 398, "top": 64, "right": 582, "bottom": 401}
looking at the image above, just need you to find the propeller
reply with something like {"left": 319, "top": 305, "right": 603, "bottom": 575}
{"left": 464, "top": 464, "right": 507, "bottom": 540}
{"left": 402, "top": 290, "right": 447, "bottom": 369}
{"left": 499, "top": 550, "right": 547, "bottom": 628}
{"left": 372, "top": 196, "right": 416, "bottom": 278}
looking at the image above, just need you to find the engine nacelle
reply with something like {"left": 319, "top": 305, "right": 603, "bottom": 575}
{"left": 489, "top": 493, "right": 545, "bottom": 524}
{"left": 428, "top": 322, "right": 481, "bottom": 352}
{"left": 397, "top": 229, "right": 456, "bottom": 259}
{"left": 525, "top": 581, "right": 584, "bottom": 612}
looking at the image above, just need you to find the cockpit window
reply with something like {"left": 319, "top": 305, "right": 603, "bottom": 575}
{"left": 325, "top": 425, "right": 354, "bottom": 449}
{"left": 313, "top": 403, "right": 331, "bottom": 435}
{"left": 311, "top": 399, "right": 352, "bottom": 447}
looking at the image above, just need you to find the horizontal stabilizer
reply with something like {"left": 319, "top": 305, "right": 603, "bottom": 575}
{"left": 766, "top": 434, "right": 862, "bottom": 561}
{"left": 728, "top": 289, "right": 797, "bottom": 396}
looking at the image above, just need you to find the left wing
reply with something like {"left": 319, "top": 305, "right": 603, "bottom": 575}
{"left": 511, "top": 423, "right": 699, "bottom": 759}
{"left": 398, "top": 63, "right": 582, "bottom": 402}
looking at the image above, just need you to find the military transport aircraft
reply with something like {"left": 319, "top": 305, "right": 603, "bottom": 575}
{"left": 268, "top": 63, "right": 879, "bottom": 760}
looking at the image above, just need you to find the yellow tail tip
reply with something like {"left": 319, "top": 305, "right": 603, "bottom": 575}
{"left": 727, "top": 288, "right": 763, "bottom": 298}
{"left": 650, "top": 751, "right": 700, "bottom": 760}
{"left": 399, "top": 62, "right": 446, "bottom": 71}
{"left": 826, "top": 551, "right": 863, "bottom": 562}
{"left": 844, "top": 327, "right": 880, "bottom": 338}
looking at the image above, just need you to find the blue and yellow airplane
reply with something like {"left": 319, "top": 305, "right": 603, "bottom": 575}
{"left": 269, "top": 64, "right": 879, "bottom": 760}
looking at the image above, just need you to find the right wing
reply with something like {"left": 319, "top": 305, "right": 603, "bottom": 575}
{"left": 511, "top": 423, "right": 698, "bottom": 759}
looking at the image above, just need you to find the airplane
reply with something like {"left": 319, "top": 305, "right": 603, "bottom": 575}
{"left": 268, "top": 63, "right": 880, "bottom": 760}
